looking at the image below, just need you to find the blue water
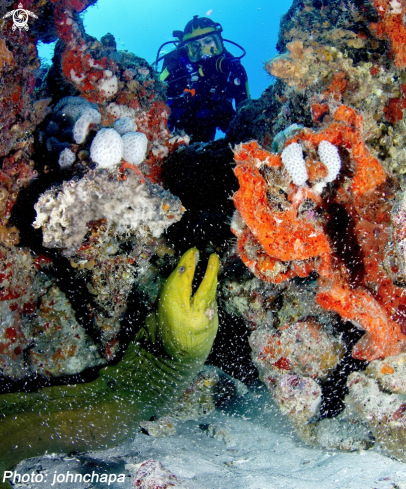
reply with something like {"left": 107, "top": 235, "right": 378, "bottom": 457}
{"left": 37, "top": 0, "right": 293, "bottom": 99}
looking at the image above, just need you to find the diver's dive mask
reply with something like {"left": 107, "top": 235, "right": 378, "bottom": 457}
{"left": 185, "top": 34, "right": 223, "bottom": 62}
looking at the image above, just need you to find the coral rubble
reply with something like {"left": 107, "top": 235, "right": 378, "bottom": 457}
{"left": 132, "top": 460, "right": 189, "bottom": 488}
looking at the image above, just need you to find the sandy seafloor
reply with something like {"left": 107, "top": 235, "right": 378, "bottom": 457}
{"left": 9, "top": 384, "right": 406, "bottom": 489}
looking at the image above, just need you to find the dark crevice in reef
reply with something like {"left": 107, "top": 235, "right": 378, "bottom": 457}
{"left": 319, "top": 319, "right": 367, "bottom": 418}
{"left": 162, "top": 138, "right": 238, "bottom": 253}
{"left": 45, "top": 39, "right": 82, "bottom": 100}
{"left": 207, "top": 308, "right": 259, "bottom": 387}
{"left": 324, "top": 203, "right": 365, "bottom": 287}
{"left": 162, "top": 138, "right": 258, "bottom": 385}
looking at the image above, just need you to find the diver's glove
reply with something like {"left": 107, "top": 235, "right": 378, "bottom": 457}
{"left": 169, "top": 89, "right": 204, "bottom": 111}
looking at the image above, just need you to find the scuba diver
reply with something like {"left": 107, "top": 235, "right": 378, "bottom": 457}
{"left": 157, "top": 15, "right": 250, "bottom": 143}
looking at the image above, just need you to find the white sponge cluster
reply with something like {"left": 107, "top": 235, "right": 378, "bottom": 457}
{"left": 53, "top": 96, "right": 98, "bottom": 125}
{"left": 122, "top": 132, "right": 148, "bottom": 165}
{"left": 58, "top": 148, "right": 76, "bottom": 170}
{"left": 281, "top": 142, "right": 308, "bottom": 186}
{"left": 73, "top": 108, "right": 101, "bottom": 144}
{"left": 97, "top": 70, "right": 118, "bottom": 99}
{"left": 107, "top": 102, "right": 135, "bottom": 120}
{"left": 318, "top": 140, "right": 341, "bottom": 183}
{"left": 90, "top": 128, "right": 123, "bottom": 168}
{"left": 281, "top": 140, "right": 341, "bottom": 192}
{"left": 114, "top": 117, "right": 137, "bottom": 135}
{"left": 90, "top": 128, "right": 148, "bottom": 169}
{"left": 33, "top": 171, "right": 184, "bottom": 256}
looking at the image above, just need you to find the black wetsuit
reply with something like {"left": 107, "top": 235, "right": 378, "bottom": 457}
{"left": 160, "top": 48, "right": 249, "bottom": 142}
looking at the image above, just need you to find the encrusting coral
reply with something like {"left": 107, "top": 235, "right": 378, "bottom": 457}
{"left": 0, "top": 248, "right": 220, "bottom": 486}
{"left": 33, "top": 170, "right": 183, "bottom": 255}
{"left": 232, "top": 103, "right": 406, "bottom": 363}
{"left": 369, "top": 0, "right": 406, "bottom": 69}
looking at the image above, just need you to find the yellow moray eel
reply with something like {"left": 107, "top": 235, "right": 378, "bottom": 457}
{"left": 0, "top": 248, "right": 219, "bottom": 487}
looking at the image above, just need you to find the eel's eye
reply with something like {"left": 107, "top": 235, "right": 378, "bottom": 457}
{"left": 178, "top": 266, "right": 185, "bottom": 274}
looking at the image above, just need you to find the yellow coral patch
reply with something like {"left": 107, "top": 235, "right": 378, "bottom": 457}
{"left": 381, "top": 364, "right": 395, "bottom": 375}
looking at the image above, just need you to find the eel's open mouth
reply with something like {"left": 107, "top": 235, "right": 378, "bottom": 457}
{"left": 157, "top": 247, "right": 220, "bottom": 358}
{"left": 167, "top": 247, "right": 220, "bottom": 313}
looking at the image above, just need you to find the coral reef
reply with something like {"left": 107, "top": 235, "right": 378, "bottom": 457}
{"left": 222, "top": 0, "right": 406, "bottom": 463}
{"left": 0, "top": 2, "right": 47, "bottom": 382}
{"left": 230, "top": 106, "right": 406, "bottom": 456}
{"left": 232, "top": 103, "right": 406, "bottom": 363}
{"left": 4, "top": 0, "right": 406, "bottom": 475}
{"left": 0, "top": 0, "right": 195, "bottom": 383}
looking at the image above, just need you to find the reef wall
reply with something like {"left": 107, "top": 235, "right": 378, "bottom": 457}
{"left": 225, "top": 0, "right": 406, "bottom": 460}
{"left": 0, "top": 0, "right": 188, "bottom": 384}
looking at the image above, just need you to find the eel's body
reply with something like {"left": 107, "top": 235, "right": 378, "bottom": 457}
{"left": 0, "top": 248, "right": 219, "bottom": 487}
